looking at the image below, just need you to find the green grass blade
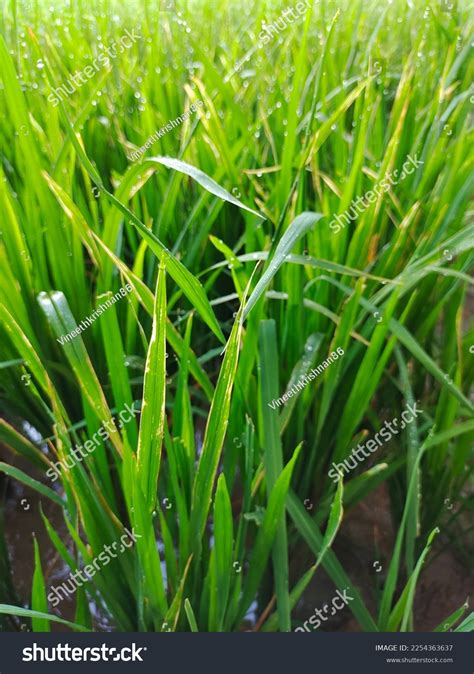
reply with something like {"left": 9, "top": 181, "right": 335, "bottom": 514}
{"left": 262, "top": 478, "right": 344, "bottom": 632}
{"left": 189, "top": 305, "right": 244, "bottom": 556}
{"left": 147, "top": 156, "right": 264, "bottom": 219}
{"left": 0, "top": 463, "right": 65, "bottom": 508}
{"left": 258, "top": 319, "right": 291, "bottom": 632}
{"left": 287, "top": 490, "right": 377, "bottom": 631}
{"left": 434, "top": 602, "right": 470, "bottom": 633}
{"left": 243, "top": 212, "right": 324, "bottom": 320}
{"left": 184, "top": 598, "right": 199, "bottom": 632}
{"left": 208, "top": 474, "right": 233, "bottom": 631}
{"left": 237, "top": 445, "right": 301, "bottom": 624}
{"left": 31, "top": 539, "right": 50, "bottom": 632}
{"left": 136, "top": 257, "right": 167, "bottom": 511}
{"left": 0, "top": 605, "right": 88, "bottom": 632}
{"left": 453, "top": 613, "right": 474, "bottom": 633}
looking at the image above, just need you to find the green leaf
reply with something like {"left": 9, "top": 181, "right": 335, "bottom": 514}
{"left": 29, "top": 47, "right": 224, "bottom": 344}
{"left": 121, "top": 216, "right": 225, "bottom": 343}
{"left": 433, "top": 602, "right": 469, "bottom": 632}
{"left": 287, "top": 490, "right": 377, "bottom": 631}
{"left": 262, "top": 478, "right": 344, "bottom": 632}
{"left": 208, "top": 474, "right": 233, "bottom": 631}
{"left": 146, "top": 156, "right": 264, "bottom": 219}
{"left": 36, "top": 291, "right": 123, "bottom": 457}
{"left": 262, "top": 565, "right": 317, "bottom": 633}
{"left": 258, "top": 319, "right": 290, "bottom": 632}
{"left": 243, "top": 212, "right": 324, "bottom": 320}
{"left": 0, "top": 463, "right": 65, "bottom": 507}
{"left": 453, "top": 612, "right": 474, "bottom": 633}
{"left": 189, "top": 304, "right": 244, "bottom": 555}
{"left": 0, "top": 419, "right": 49, "bottom": 470}
{"left": 314, "top": 479, "right": 344, "bottom": 570}
{"left": 162, "top": 556, "right": 193, "bottom": 632}
{"left": 0, "top": 605, "right": 88, "bottom": 632}
{"left": 378, "top": 439, "right": 432, "bottom": 629}
{"left": 89, "top": 234, "right": 215, "bottom": 399}
{"left": 40, "top": 507, "right": 77, "bottom": 570}
{"left": 136, "top": 258, "right": 167, "bottom": 511}
{"left": 31, "top": 539, "right": 50, "bottom": 632}
{"left": 237, "top": 445, "right": 301, "bottom": 623}
{"left": 387, "top": 527, "right": 439, "bottom": 632}
{"left": 184, "top": 598, "right": 199, "bottom": 632}
{"left": 129, "top": 471, "right": 168, "bottom": 623}
{"left": 395, "top": 346, "right": 421, "bottom": 600}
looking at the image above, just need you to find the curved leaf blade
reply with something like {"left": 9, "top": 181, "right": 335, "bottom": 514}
{"left": 243, "top": 212, "right": 324, "bottom": 320}
{"left": 146, "top": 156, "right": 265, "bottom": 219}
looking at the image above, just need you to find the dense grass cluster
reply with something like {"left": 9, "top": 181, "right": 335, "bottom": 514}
{"left": 0, "top": 0, "right": 473, "bottom": 632}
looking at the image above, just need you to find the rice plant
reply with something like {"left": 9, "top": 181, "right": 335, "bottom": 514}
{"left": 0, "top": 0, "right": 473, "bottom": 633}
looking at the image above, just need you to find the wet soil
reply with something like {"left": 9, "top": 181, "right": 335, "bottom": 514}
{"left": 291, "top": 483, "right": 474, "bottom": 632}
{"left": 1, "top": 450, "right": 78, "bottom": 631}
{"left": 2, "top": 451, "right": 473, "bottom": 632}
